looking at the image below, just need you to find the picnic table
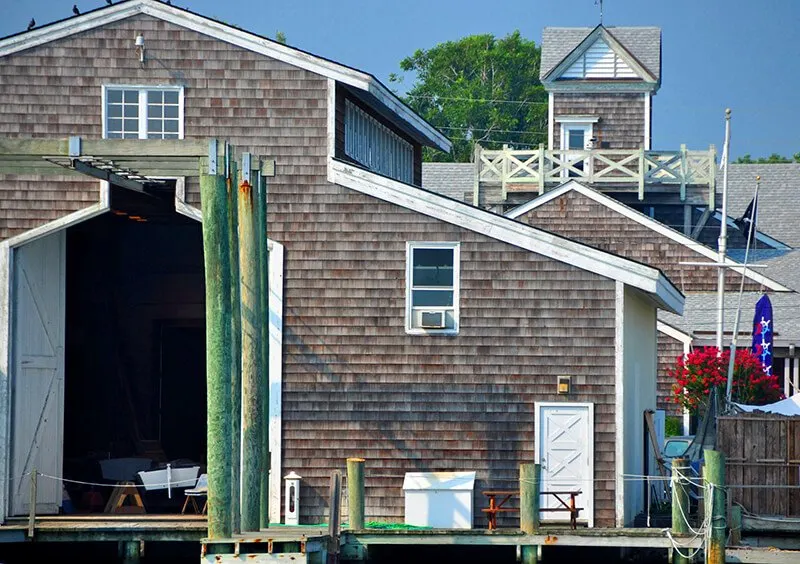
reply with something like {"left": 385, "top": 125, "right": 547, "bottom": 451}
{"left": 481, "top": 489, "right": 583, "bottom": 530}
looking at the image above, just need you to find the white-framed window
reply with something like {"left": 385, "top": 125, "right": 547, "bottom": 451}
{"left": 406, "top": 242, "right": 460, "bottom": 335}
{"left": 103, "top": 85, "right": 184, "bottom": 139}
{"left": 345, "top": 99, "right": 414, "bottom": 184}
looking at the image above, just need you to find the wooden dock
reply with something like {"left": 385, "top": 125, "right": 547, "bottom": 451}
{"left": 2, "top": 514, "right": 208, "bottom": 542}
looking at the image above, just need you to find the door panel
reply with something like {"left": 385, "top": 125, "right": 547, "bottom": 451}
{"left": 10, "top": 232, "right": 66, "bottom": 515}
{"left": 537, "top": 403, "right": 593, "bottom": 526}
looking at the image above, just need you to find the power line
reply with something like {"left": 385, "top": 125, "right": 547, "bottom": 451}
{"left": 437, "top": 126, "right": 549, "bottom": 135}
{"left": 406, "top": 94, "right": 549, "bottom": 106}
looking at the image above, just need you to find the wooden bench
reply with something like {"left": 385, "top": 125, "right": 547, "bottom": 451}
{"left": 481, "top": 489, "right": 583, "bottom": 530}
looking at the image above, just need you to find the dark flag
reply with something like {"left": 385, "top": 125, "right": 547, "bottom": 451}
{"left": 734, "top": 196, "right": 758, "bottom": 238}
{"left": 752, "top": 294, "right": 773, "bottom": 377}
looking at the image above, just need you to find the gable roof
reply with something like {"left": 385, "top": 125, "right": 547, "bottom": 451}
{"left": 0, "top": 0, "right": 450, "bottom": 153}
{"left": 421, "top": 162, "right": 475, "bottom": 202}
{"left": 726, "top": 163, "right": 800, "bottom": 247}
{"left": 541, "top": 25, "right": 661, "bottom": 83}
{"left": 330, "top": 159, "right": 684, "bottom": 314}
{"left": 505, "top": 181, "right": 791, "bottom": 293}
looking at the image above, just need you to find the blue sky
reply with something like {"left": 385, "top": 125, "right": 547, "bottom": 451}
{"left": 2, "top": 0, "right": 799, "bottom": 159}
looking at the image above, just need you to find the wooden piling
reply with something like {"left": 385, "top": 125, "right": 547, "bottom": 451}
{"left": 200, "top": 170, "right": 233, "bottom": 539}
{"left": 239, "top": 177, "right": 263, "bottom": 532}
{"left": 704, "top": 449, "right": 726, "bottom": 564}
{"left": 520, "top": 463, "right": 540, "bottom": 564}
{"left": 670, "top": 457, "right": 690, "bottom": 564}
{"left": 730, "top": 505, "right": 742, "bottom": 546}
{"left": 257, "top": 172, "right": 270, "bottom": 528}
{"left": 227, "top": 162, "right": 241, "bottom": 534}
{"left": 118, "top": 540, "right": 141, "bottom": 564}
{"left": 27, "top": 468, "right": 36, "bottom": 538}
{"left": 347, "top": 458, "right": 365, "bottom": 530}
{"left": 329, "top": 470, "right": 343, "bottom": 559}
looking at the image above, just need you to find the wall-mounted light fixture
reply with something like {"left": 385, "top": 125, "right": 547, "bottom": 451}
{"left": 134, "top": 33, "right": 145, "bottom": 65}
{"left": 557, "top": 375, "right": 571, "bottom": 395}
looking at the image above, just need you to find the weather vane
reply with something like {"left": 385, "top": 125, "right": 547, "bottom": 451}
{"left": 595, "top": 0, "right": 604, "bottom": 24}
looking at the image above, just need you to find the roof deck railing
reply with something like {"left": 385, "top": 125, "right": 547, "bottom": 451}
{"left": 475, "top": 143, "right": 717, "bottom": 206}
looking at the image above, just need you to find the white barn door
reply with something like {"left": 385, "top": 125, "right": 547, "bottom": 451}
{"left": 9, "top": 232, "right": 66, "bottom": 515}
{"left": 535, "top": 403, "right": 594, "bottom": 527}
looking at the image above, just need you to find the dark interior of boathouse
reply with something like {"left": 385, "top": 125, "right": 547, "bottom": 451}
{"left": 62, "top": 185, "right": 207, "bottom": 514}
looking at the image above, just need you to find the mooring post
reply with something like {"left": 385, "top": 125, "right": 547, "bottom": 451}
{"left": 704, "top": 449, "right": 726, "bottom": 564}
{"left": 329, "top": 470, "right": 343, "bottom": 560}
{"left": 228, "top": 158, "right": 242, "bottom": 534}
{"left": 201, "top": 154, "right": 234, "bottom": 539}
{"left": 670, "top": 457, "right": 690, "bottom": 564}
{"left": 347, "top": 458, "right": 365, "bottom": 530}
{"left": 729, "top": 505, "right": 742, "bottom": 546}
{"left": 118, "top": 540, "right": 142, "bottom": 564}
{"left": 520, "top": 463, "right": 540, "bottom": 564}
{"left": 256, "top": 170, "right": 270, "bottom": 528}
{"left": 27, "top": 468, "right": 36, "bottom": 538}
{"left": 239, "top": 172, "right": 263, "bottom": 532}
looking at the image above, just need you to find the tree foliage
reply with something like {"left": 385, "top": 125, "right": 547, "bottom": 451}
{"left": 392, "top": 31, "right": 547, "bottom": 162}
{"left": 735, "top": 152, "right": 800, "bottom": 164}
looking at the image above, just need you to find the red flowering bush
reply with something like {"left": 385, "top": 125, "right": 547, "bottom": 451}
{"left": 669, "top": 347, "right": 783, "bottom": 413}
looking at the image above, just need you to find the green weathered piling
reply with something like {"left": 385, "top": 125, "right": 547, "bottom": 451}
{"left": 704, "top": 449, "right": 726, "bottom": 564}
{"left": 730, "top": 505, "right": 742, "bottom": 546}
{"left": 520, "top": 463, "right": 540, "bottom": 564}
{"left": 257, "top": 172, "right": 270, "bottom": 528}
{"left": 347, "top": 458, "right": 365, "bottom": 530}
{"left": 200, "top": 171, "right": 233, "bottom": 539}
{"left": 118, "top": 540, "right": 141, "bottom": 564}
{"left": 671, "top": 457, "right": 690, "bottom": 564}
{"left": 228, "top": 162, "right": 241, "bottom": 534}
{"left": 239, "top": 177, "right": 263, "bottom": 532}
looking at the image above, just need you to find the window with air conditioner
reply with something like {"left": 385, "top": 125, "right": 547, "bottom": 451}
{"left": 103, "top": 85, "right": 184, "bottom": 139}
{"left": 406, "top": 242, "right": 460, "bottom": 334}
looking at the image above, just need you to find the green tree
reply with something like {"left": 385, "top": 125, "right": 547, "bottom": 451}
{"left": 392, "top": 31, "right": 547, "bottom": 162}
{"left": 275, "top": 31, "right": 287, "bottom": 45}
{"left": 735, "top": 153, "right": 796, "bottom": 164}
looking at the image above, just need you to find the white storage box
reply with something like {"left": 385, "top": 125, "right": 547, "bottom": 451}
{"left": 402, "top": 471, "right": 476, "bottom": 529}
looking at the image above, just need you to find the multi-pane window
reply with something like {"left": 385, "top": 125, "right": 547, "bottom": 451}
{"left": 345, "top": 99, "right": 414, "bottom": 184}
{"left": 406, "top": 242, "right": 460, "bottom": 334}
{"left": 104, "top": 86, "right": 183, "bottom": 139}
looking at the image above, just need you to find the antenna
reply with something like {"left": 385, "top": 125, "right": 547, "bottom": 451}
{"left": 595, "top": 0, "right": 604, "bottom": 24}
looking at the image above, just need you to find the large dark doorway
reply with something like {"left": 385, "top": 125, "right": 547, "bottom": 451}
{"left": 63, "top": 186, "right": 206, "bottom": 513}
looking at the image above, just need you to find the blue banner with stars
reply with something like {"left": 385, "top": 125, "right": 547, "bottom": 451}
{"left": 752, "top": 294, "right": 773, "bottom": 376}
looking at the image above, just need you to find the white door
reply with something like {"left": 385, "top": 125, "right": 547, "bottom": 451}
{"left": 560, "top": 124, "right": 593, "bottom": 178}
{"left": 9, "top": 232, "right": 66, "bottom": 515}
{"left": 536, "top": 403, "right": 594, "bottom": 527}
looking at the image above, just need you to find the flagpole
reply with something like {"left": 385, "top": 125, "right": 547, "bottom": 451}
{"left": 716, "top": 108, "right": 731, "bottom": 353}
{"left": 725, "top": 176, "right": 761, "bottom": 404}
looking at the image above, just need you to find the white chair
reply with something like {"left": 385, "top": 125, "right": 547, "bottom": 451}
{"left": 181, "top": 473, "right": 208, "bottom": 514}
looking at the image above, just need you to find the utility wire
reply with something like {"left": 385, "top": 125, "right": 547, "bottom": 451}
{"left": 406, "top": 94, "right": 549, "bottom": 106}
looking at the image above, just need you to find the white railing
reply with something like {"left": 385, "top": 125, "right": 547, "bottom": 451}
{"left": 476, "top": 144, "right": 716, "bottom": 205}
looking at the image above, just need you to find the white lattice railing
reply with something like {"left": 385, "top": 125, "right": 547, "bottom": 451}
{"left": 476, "top": 144, "right": 717, "bottom": 205}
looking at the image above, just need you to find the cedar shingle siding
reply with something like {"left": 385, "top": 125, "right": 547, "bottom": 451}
{"left": 552, "top": 93, "right": 644, "bottom": 150}
{"left": 657, "top": 332, "right": 684, "bottom": 416}
{"left": 1, "top": 14, "right": 625, "bottom": 527}
{"left": 517, "top": 190, "right": 760, "bottom": 293}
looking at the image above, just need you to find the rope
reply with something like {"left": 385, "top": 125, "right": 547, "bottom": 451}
{"left": 35, "top": 472, "right": 197, "bottom": 489}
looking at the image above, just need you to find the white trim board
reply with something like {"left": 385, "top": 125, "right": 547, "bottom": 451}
{"left": 0, "top": 0, "right": 450, "bottom": 153}
{"left": 656, "top": 320, "right": 692, "bottom": 345}
{"left": 329, "top": 159, "right": 683, "bottom": 314}
{"left": 504, "top": 181, "right": 791, "bottom": 292}
{"left": 614, "top": 281, "right": 625, "bottom": 527}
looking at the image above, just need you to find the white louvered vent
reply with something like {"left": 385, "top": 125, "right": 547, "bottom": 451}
{"left": 562, "top": 38, "right": 638, "bottom": 80}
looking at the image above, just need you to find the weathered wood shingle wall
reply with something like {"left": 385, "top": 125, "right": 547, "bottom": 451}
{"left": 1, "top": 15, "right": 623, "bottom": 527}
{"left": 517, "top": 190, "right": 761, "bottom": 293}
{"left": 657, "top": 332, "right": 684, "bottom": 416}
{"left": 552, "top": 93, "right": 644, "bottom": 150}
{"left": 275, "top": 189, "right": 619, "bottom": 526}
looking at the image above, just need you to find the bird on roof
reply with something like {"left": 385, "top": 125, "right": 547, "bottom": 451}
{"left": 72, "top": 5, "right": 80, "bottom": 15}
{"left": 165, "top": 0, "right": 171, "bottom": 4}
{"left": 27, "top": 18, "right": 35, "bottom": 30}
{"left": 106, "top": 0, "right": 112, "bottom": 4}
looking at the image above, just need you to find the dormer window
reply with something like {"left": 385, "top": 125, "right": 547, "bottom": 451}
{"left": 561, "top": 39, "right": 637, "bottom": 80}
{"left": 103, "top": 85, "right": 184, "bottom": 139}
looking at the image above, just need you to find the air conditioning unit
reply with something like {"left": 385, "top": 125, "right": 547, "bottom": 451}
{"left": 419, "top": 310, "right": 446, "bottom": 329}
